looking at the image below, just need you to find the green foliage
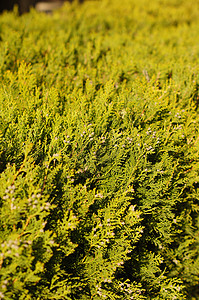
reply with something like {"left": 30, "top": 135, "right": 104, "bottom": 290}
{"left": 0, "top": 0, "right": 199, "bottom": 299}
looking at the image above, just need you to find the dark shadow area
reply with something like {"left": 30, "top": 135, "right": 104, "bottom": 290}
{"left": 0, "top": 0, "right": 36, "bottom": 14}
{"left": 0, "top": 0, "right": 16, "bottom": 13}
{"left": 19, "top": 0, "right": 37, "bottom": 14}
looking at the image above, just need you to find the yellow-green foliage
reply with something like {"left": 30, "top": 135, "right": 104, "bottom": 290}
{"left": 0, "top": 0, "right": 198, "bottom": 299}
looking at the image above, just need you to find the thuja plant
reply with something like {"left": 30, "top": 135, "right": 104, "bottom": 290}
{"left": 0, "top": 147, "right": 55, "bottom": 299}
{"left": 0, "top": 0, "right": 199, "bottom": 299}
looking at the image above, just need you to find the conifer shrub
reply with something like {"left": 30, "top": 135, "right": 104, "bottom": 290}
{"left": 0, "top": 0, "right": 198, "bottom": 299}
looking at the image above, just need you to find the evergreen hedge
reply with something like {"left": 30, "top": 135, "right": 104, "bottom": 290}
{"left": 0, "top": 0, "right": 198, "bottom": 299}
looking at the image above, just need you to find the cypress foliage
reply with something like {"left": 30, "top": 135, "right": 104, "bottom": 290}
{"left": 0, "top": 0, "right": 198, "bottom": 299}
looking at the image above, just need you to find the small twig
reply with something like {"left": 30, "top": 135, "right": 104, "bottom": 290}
{"left": 18, "top": 214, "right": 35, "bottom": 238}
{"left": 143, "top": 69, "right": 150, "bottom": 82}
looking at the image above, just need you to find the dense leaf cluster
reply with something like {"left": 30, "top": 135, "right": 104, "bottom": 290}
{"left": 0, "top": 0, "right": 198, "bottom": 299}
